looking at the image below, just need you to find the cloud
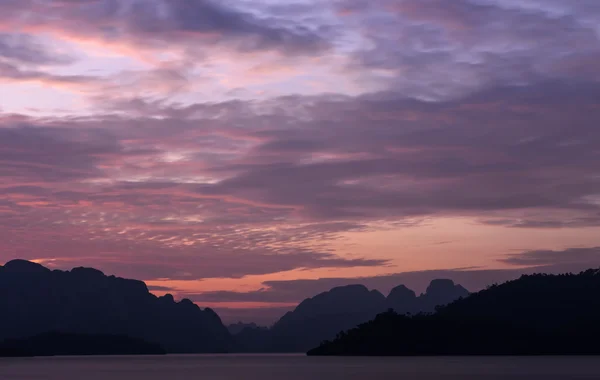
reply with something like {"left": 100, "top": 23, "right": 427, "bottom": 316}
{"left": 188, "top": 81, "right": 600, "bottom": 224}
{"left": 7, "top": 0, "right": 597, "bottom": 103}
{"left": 340, "top": 0, "right": 600, "bottom": 98}
{"left": 1, "top": 234, "right": 387, "bottom": 281}
{"left": 146, "top": 285, "right": 173, "bottom": 292}
{"left": 2, "top": 78, "right": 600, "bottom": 282}
{"left": 481, "top": 215, "right": 600, "bottom": 229}
{"left": 0, "top": 1, "right": 335, "bottom": 101}
{"left": 0, "top": 0, "right": 329, "bottom": 56}
{"left": 1, "top": 0, "right": 600, "bottom": 294}
{"left": 501, "top": 247, "right": 600, "bottom": 267}
{"left": 82, "top": 249, "right": 388, "bottom": 281}
{"left": 0, "top": 33, "right": 73, "bottom": 65}
{"left": 130, "top": 0, "right": 328, "bottom": 54}
{"left": 0, "top": 125, "right": 121, "bottom": 182}
{"left": 0, "top": 119, "right": 388, "bottom": 282}
{"left": 0, "top": 60, "right": 97, "bottom": 87}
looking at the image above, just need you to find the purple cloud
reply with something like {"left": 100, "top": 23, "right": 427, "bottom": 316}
{"left": 2, "top": 78, "right": 600, "bottom": 280}
{"left": 1, "top": 0, "right": 600, "bottom": 292}
{"left": 0, "top": 0, "right": 329, "bottom": 56}
{"left": 0, "top": 33, "right": 73, "bottom": 65}
{"left": 341, "top": 0, "right": 600, "bottom": 98}
{"left": 501, "top": 247, "right": 600, "bottom": 267}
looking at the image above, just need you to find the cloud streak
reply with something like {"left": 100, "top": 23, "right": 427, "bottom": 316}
{"left": 0, "top": 33, "right": 73, "bottom": 65}
{"left": 502, "top": 247, "right": 600, "bottom": 267}
{"left": 0, "top": 0, "right": 329, "bottom": 56}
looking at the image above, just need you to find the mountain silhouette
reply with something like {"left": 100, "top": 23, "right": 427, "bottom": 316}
{"left": 0, "top": 260, "right": 232, "bottom": 353}
{"left": 0, "top": 332, "right": 165, "bottom": 357}
{"left": 418, "top": 279, "right": 470, "bottom": 313}
{"left": 267, "top": 285, "right": 387, "bottom": 352}
{"left": 233, "top": 280, "right": 469, "bottom": 352}
{"left": 0, "top": 259, "right": 470, "bottom": 354}
{"left": 308, "top": 269, "right": 600, "bottom": 356}
{"left": 385, "top": 284, "right": 418, "bottom": 314}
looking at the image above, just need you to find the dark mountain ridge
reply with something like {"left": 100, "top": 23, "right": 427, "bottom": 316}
{"left": 1, "top": 259, "right": 469, "bottom": 354}
{"left": 308, "top": 269, "right": 600, "bottom": 356}
{"left": 0, "top": 260, "right": 232, "bottom": 353}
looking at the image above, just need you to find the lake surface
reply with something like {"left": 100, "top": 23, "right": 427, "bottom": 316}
{"left": 2, "top": 354, "right": 600, "bottom": 379}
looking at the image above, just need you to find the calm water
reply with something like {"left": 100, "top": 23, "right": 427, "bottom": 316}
{"left": 2, "top": 354, "right": 600, "bottom": 379}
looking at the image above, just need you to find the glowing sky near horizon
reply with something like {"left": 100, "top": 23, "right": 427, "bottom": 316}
{"left": 1, "top": 0, "right": 600, "bottom": 323}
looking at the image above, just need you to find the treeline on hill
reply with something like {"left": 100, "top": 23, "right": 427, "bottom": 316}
{"left": 308, "top": 269, "right": 600, "bottom": 356}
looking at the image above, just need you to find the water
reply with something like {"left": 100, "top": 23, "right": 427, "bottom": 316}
{"left": 2, "top": 354, "right": 600, "bottom": 379}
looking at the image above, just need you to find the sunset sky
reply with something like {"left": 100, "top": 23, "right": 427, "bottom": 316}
{"left": 1, "top": 0, "right": 600, "bottom": 324}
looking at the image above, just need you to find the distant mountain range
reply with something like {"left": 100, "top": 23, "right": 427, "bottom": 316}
{"left": 0, "top": 259, "right": 470, "bottom": 355}
{"left": 5, "top": 259, "right": 599, "bottom": 357}
{"left": 308, "top": 269, "right": 600, "bottom": 356}
{"left": 232, "top": 279, "right": 469, "bottom": 352}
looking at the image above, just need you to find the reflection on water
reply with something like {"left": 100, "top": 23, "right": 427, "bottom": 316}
{"left": 2, "top": 354, "right": 600, "bottom": 380}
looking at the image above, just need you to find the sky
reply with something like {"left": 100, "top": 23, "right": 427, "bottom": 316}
{"left": 1, "top": 0, "right": 600, "bottom": 325}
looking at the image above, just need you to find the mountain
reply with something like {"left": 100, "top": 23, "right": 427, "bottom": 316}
{"left": 385, "top": 285, "right": 417, "bottom": 314}
{"left": 0, "top": 260, "right": 232, "bottom": 353}
{"left": 308, "top": 269, "right": 600, "bottom": 356}
{"left": 268, "top": 285, "right": 386, "bottom": 352}
{"left": 233, "top": 280, "right": 469, "bottom": 352}
{"left": 417, "top": 279, "right": 470, "bottom": 313}
{"left": 0, "top": 332, "right": 165, "bottom": 357}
